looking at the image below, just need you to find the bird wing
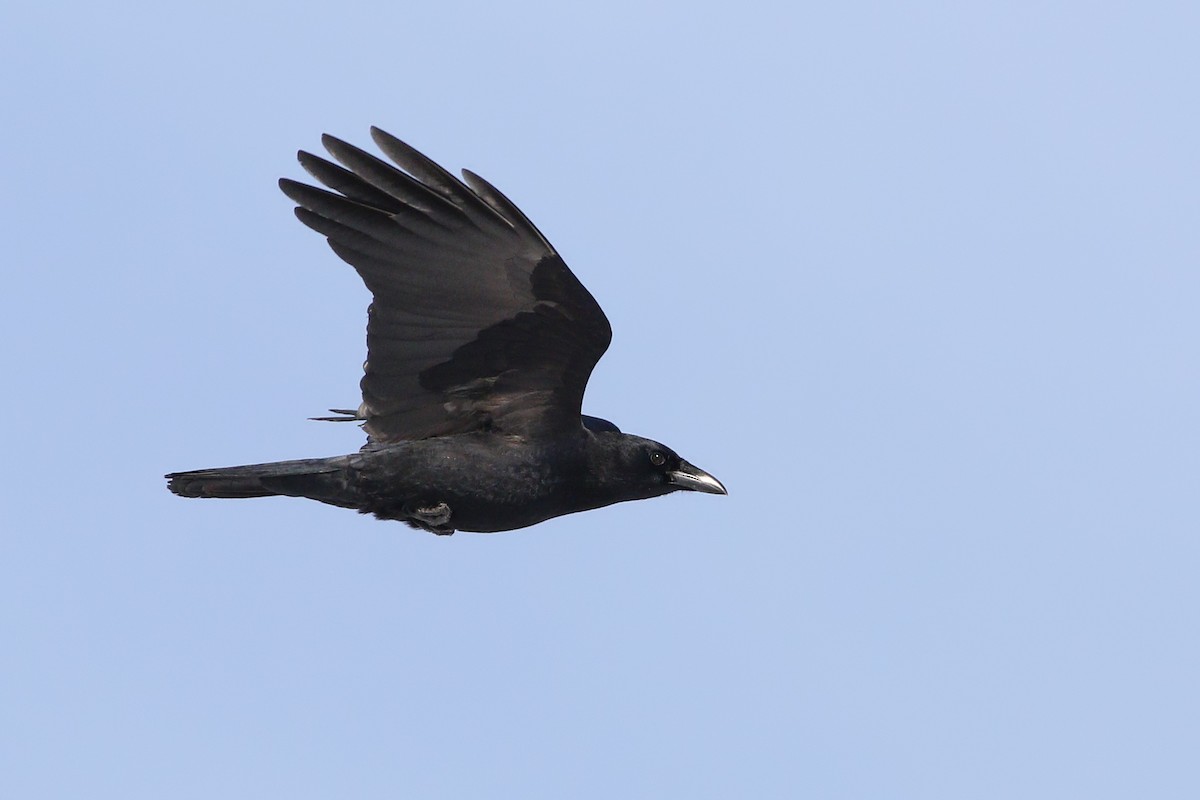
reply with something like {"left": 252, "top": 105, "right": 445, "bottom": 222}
{"left": 279, "top": 128, "right": 612, "bottom": 443}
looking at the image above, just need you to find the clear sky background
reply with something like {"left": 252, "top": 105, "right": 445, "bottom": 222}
{"left": 2, "top": 1, "right": 1197, "bottom": 797}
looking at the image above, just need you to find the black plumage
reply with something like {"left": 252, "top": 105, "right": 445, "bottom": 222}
{"left": 166, "top": 128, "right": 725, "bottom": 534}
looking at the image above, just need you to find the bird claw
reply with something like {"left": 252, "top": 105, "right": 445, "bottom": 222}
{"left": 403, "top": 502, "right": 455, "bottom": 535}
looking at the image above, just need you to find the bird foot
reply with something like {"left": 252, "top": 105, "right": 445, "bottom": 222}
{"left": 403, "top": 501, "right": 455, "bottom": 536}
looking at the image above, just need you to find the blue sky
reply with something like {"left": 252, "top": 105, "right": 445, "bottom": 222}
{"left": 3, "top": 1, "right": 1198, "bottom": 797}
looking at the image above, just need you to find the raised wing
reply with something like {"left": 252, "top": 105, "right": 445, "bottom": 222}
{"left": 279, "top": 128, "right": 612, "bottom": 442}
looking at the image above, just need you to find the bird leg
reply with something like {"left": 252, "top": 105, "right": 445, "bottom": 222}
{"left": 403, "top": 501, "right": 455, "bottom": 536}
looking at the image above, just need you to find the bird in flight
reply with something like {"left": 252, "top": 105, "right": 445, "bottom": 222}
{"left": 167, "top": 128, "right": 725, "bottom": 534}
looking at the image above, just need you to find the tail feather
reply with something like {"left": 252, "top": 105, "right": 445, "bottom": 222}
{"left": 166, "top": 456, "right": 356, "bottom": 508}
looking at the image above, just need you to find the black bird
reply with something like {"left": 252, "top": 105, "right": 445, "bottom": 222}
{"left": 167, "top": 128, "right": 725, "bottom": 534}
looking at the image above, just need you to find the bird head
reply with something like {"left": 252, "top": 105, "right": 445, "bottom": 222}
{"left": 585, "top": 431, "right": 727, "bottom": 503}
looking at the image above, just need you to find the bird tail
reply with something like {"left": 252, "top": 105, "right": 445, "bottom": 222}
{"left": 166, "top": 456, "right": 356, "bottom": 507}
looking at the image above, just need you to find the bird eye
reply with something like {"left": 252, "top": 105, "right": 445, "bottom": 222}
{"left": 649, "top": 451, "right": 666, "bottom": 466}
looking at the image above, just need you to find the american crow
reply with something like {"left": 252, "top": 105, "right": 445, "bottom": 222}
{"left": 167, "top": 128, "right": 725, "bottom": 534}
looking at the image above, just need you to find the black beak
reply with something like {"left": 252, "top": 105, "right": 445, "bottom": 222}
{"left": 667, "top": 460, "right": 727, "bottom": 495}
